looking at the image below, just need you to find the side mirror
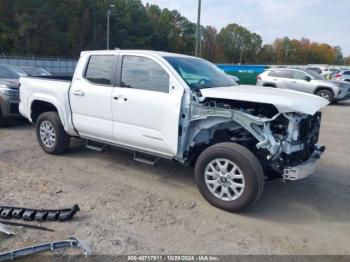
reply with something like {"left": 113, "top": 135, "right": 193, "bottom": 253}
{"left": 304, "top": 76, "right": 311, "bottom": 82}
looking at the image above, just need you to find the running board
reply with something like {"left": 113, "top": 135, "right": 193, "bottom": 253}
{"left": 85, "top": 140, "right": 106, "bottom": 152}
{"left": 133, "top": 152, "right": 160, "bottom": 166}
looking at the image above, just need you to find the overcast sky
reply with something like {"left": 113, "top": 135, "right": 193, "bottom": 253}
{"left": 142, "top": 0, "right": 350, "bottom": 55}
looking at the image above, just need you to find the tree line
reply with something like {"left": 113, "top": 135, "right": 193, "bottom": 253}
{"left": 0, "top": 0, "right": 349, "bottom": 65}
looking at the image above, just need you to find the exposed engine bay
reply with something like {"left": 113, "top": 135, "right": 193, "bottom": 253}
{"left": 180, "top": 97, "right": 325, "bottom": 180}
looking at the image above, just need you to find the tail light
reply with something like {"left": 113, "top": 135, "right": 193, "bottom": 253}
{"left": 335, "top": 74, "right": 341, "bottom": 78}
{"left": 256, "top": 75, "right": 262, "bottom": 80}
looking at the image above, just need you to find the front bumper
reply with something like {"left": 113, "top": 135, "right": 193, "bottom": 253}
{"left": 282, "top": 145, "right": 325, "bottom": 181}
{"left": 0, "top": 94, "right": 20, "bottom": 118}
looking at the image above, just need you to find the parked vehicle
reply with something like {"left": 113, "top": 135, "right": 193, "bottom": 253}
{"left": 0, "top": 64, "right": 27, "bottom": 82}
{"left": 305, "top": 67, "right": 322, "bottom": 75}
{"left": 19, "top": 50, "right": 329, "bottom": 211}
{"left": 334, "top": 70, "right": 350, "bottom": 82}
{"left": 257, "top": 68, "right": 350, "bottom": 102}
{"left": 19, "top": 66, "right": 51, "bottom": 77}
{"left": 0, "top": 79, "right": 21, "bottom": 126}
{"left": 322, "top": 68, "right": 340, "bottom": 79}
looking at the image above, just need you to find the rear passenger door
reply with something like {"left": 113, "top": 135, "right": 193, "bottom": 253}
{"left": 70, "top": 55, "right": 116, "bottom": 141}
{"left": 111, "top": 54, "right": 183, "bottom": 157}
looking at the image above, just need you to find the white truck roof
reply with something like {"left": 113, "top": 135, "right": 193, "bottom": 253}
{"left": 80, "top": 50, "right": 194, "bottom": 59}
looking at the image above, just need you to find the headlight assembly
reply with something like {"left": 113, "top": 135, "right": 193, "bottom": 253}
{"left": 0, "top": 87, "right": 19, "bottom": 97}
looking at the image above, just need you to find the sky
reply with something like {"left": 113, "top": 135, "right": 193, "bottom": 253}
{"left": 142, "top": 0, "right": 350, "bottom": 56}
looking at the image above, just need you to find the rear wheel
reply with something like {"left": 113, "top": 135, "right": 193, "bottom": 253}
{"left": 194, "top": 142, "right": 265, "bottom": 212}
{"left": 36, "top": 111, "right": 70, "bottom": 154}
{"left": 316, "top": 89, "right": 333, "bottom": 102}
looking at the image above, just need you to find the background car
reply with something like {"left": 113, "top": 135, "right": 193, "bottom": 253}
{"left": 19, "top": 66, "right": 51, "bottom": 76}
{"left": 256, "top": 68, "right": 350, "bottom": 102}
{"left": 322, "top": 68, "right": 340, "bottom": 79}
{"left": 0, "top": 79, "right": 21, "bottom": 126}
{"left": 334, "top": 70, "right": 350, "bottom": 82}
{"left": 0, "top": 64, "right": 27, "bottom": 82}
{"left": 305, "top": 67, "right": 322, "bottom": 74}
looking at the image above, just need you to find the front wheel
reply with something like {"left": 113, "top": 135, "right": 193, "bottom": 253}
{"left": 316, "top": 89, "right": 333, "bottom": 102}
{"left": 194, "top": 142, "right": 265, "bottom": 212}
{"left": 36, "top": 111, "right": 70, "bottom": 154}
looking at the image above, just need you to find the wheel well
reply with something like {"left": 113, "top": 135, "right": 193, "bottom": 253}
{"left": 188, "top": 128, "right": 256, "bottom": 167}
{"left": 314, "top": 86, "right": 334, "bottom": 97}
{"left": 31, "top": 100, "right": 58, "bottom": 123}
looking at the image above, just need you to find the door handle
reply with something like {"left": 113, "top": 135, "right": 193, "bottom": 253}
{"left": 113, "top": 96, "right": 128, "bottom": 102}
{"left": 72, "top": 90, "right": 85, "bottom": 96}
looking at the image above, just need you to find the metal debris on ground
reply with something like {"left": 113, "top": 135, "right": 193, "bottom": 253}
{"left": 0, "top": 204, "right": 80, "bottom": 222}
{"left": 0, "top": 223, "right": 14, "bottom": 236}
{"left": 0, "top": 237, "right": 92, "bottom": 262}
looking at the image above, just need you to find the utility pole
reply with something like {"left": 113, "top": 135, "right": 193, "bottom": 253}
{"left": 107, "top": 10, "right": 111, "bottom": 50}
{"left": 195, "top": 0, "right": 202, "bottom": 57}
{"left": 106, "top": 4, "right": 115, "bottom": 50}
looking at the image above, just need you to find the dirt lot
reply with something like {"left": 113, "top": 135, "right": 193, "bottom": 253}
{"left": 0, "top": 101, "right": 350, "bottom": 256}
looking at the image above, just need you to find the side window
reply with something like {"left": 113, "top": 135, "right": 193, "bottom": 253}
{"left": 268, "top": 70, "right": 277, "bottom": 77}
{"left": 344, "top": 71, "right": 350, "bottom": 75}
{"left": 0, "top": 66, "right": 16, "bottom": 79}
{"left": 85, "top": 55, "right": 115, "bottom": 85}
{"left": 121, "top": 56, "right": 169, "bottom": 93}
{"left": 277, "top": 70, "right": 293, "bottom": 79}
{"left": 294, "top": 71, "right": 308, "bottom": 80}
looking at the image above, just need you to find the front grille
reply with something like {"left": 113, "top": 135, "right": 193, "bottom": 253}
{"left": 9, "top": 103, "right": 19, "bottom": 114}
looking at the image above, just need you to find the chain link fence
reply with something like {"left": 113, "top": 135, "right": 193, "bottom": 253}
{"left": 0, "top": 54, "right": 78, "bottom": 76}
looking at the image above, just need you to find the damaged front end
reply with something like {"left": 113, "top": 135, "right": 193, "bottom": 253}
{"left": 181, "top": 98, "right": 325, "bottom": 181}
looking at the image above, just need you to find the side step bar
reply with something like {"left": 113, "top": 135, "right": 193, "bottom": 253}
{"left": 85, "top": 140, "right": 106, "bottom": 152}
{"left": 133, "top": 152, "right": 160, "bottom": 166}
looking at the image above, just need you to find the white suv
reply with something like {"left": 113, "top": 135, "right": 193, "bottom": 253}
{"left": 257, "top": 68, "right": 350, "bottom": 102}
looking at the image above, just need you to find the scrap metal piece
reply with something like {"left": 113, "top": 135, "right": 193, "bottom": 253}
{"left": 0, "top": 237, "right": 92, "bottom": 262}
{"left": 0, "top": 220, "right": 54, "bottom": 232}
{"left": 0, "top": 205, "right": 80, "bottom": 222}
{"left": 0, "top": 223, "right": 14, "bottom": 236}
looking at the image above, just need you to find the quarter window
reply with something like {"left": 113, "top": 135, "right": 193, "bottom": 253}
{"left": 85, "top": 55, "right": 115, "bottom": 85}
{"left": 344, "top": 71, "right": 350, "bottom": 75}
{"left": 268, "top": 70, "right": 277, "bottom": 77}
{"left": 121, "top": 56, "right": 169, "bottom": 93}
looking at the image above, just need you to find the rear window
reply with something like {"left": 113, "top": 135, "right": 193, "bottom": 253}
{"left": 85, "top": 55, "right": 115, "bottom": 85}
{"left": 277, "top": 70, "right": 293, "bottom": 78}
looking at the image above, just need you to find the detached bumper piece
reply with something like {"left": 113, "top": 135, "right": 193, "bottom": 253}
{"left": 0, "top": 204, "right": 80, "bottom": 222}
{"left": 0, "top": 237, "right": 92, "bottom": 262}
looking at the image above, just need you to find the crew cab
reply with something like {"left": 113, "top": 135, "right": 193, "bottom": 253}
{"left": 19, "top": 50, "right": 329, "bottom": 211}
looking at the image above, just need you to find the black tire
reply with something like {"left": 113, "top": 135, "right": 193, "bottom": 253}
{"left": 194, "top": 142, "right": 265, "bottom": 212}
{"left": 316, "top": 89, "right": 333, "bottom": 102}
{"left": 36, "top": 111, "right": 70, "bottom": 154}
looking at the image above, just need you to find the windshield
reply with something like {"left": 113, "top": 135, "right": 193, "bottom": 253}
{"left": 163, "top": 56, "right": 238, "bottom": 90}
{"left": 305, "top": 69, "right": 324, "bottom": 80}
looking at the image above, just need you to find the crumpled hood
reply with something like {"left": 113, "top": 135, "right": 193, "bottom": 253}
{"left": 200, "top": 85, "right": 329, "bottom": 115}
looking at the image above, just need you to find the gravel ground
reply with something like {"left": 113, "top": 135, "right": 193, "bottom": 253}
{"left": 0, "top": 101, "right": 349, "bottom": 257}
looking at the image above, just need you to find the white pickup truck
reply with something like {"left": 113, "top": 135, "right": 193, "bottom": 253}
{"left": 19, "top": 50, "right": 329, "bottom": 211}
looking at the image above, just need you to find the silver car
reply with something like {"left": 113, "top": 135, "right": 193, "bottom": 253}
{"left": 334, "top": 70, "right": 350, "bottom": 82}
{"left": 256, "top": 68, "right": 350, "bottom": 102}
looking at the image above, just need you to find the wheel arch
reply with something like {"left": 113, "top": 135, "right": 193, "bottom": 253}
{"left": 314, "top": 86, "right": 335, "bottom": 97}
